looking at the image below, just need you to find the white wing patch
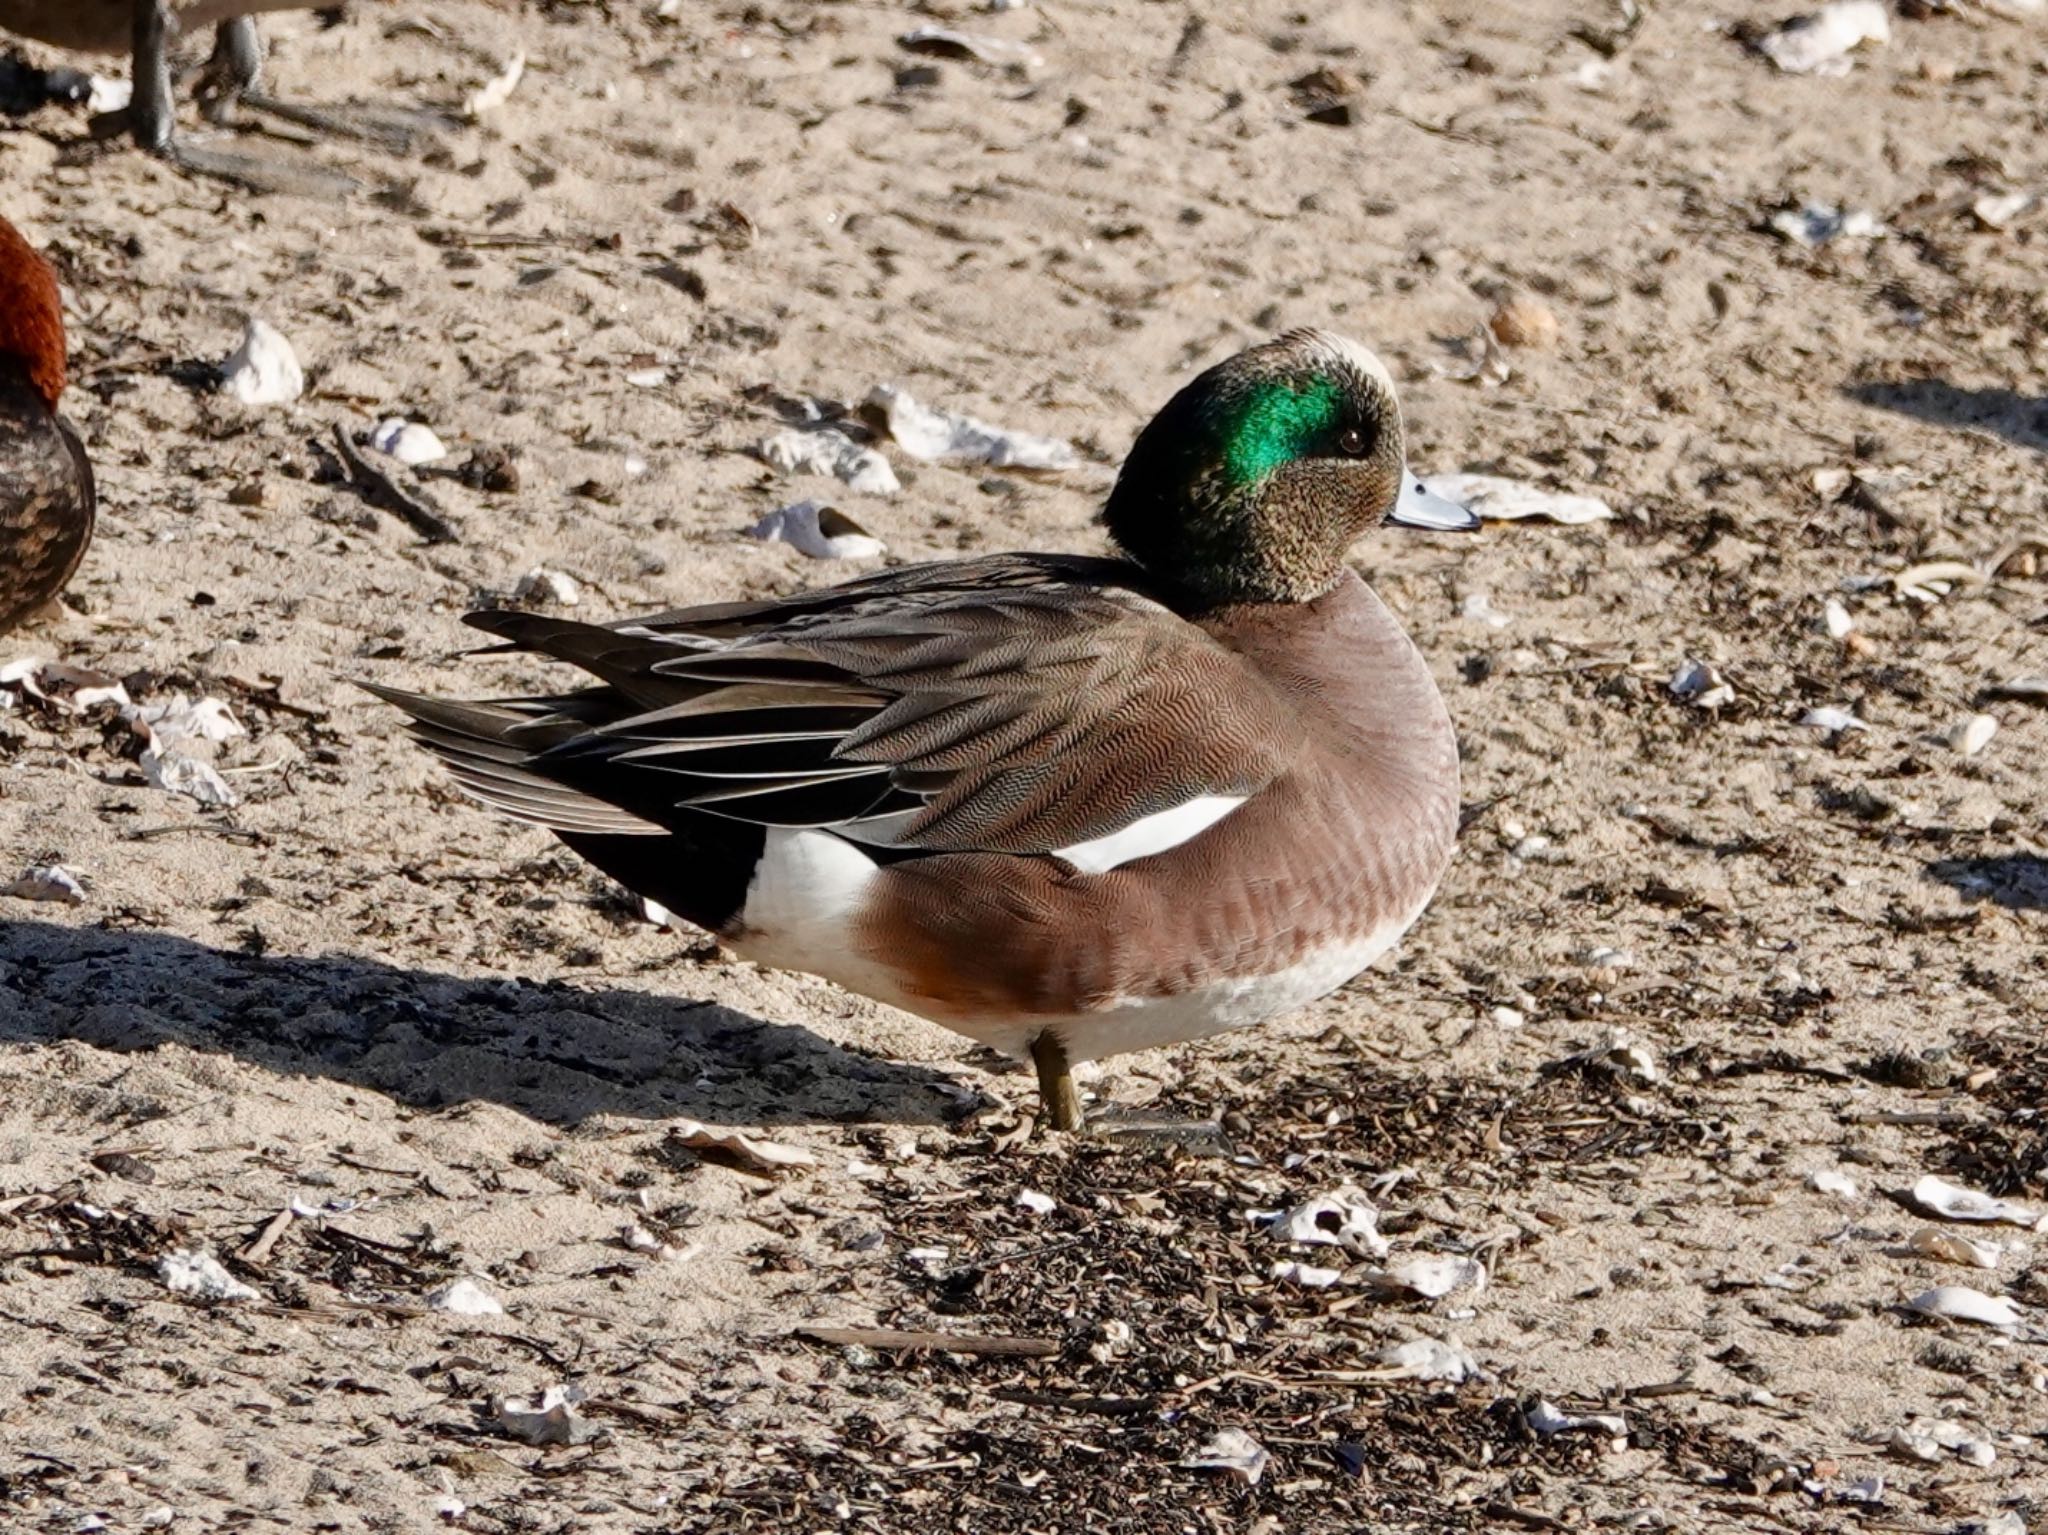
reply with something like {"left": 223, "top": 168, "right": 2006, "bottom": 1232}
{"left": 1052, "top": 794, "right": 1247, "bottom": 874}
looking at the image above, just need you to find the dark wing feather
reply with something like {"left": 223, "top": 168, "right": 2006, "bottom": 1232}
{"left": 381, "top": 553, "right": 1304, "bottom": 857}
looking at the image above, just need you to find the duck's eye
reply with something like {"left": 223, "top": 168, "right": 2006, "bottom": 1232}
{"left": 1337, "top": 428, "right": 1369, "bottom": 457}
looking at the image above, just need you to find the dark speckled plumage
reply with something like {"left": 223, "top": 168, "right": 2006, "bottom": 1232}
{"left": 0, "top": 218, "right": 94, "bottom": 635}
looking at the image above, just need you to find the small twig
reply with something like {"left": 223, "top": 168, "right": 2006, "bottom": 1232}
{"left": 238, "top": 1207, "right": 295, "bottom": 1267}
{"left": 1623, "top": 1373, "right": 1698, "bottom": 1400}
{"left": 792, "top": 1326, "right": 1060, "bottom": 1359}
{"left": 1483, "top": 1503, "right": 1571, "bottom": 1531}
{"left": 992, "top": 1390, "right": 1159, "bottom": 1417}
{"left": 1841, "top": 1109, "right": 1975, "bottom": 1127}
{"left": 215, "top": 674, "right": 330, "bottom": 724}
{"left": 331, "top": 424, "right": 462, "bottom": 545}
{"left": 122, "top": 823, "right": 265, "bottom": 845}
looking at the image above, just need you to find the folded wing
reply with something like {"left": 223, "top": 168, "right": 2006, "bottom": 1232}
{"left": 371, "top": 553, "right": 1305, "bottom": 865}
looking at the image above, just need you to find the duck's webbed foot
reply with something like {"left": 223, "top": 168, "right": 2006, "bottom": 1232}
{"left": 198, "top": 17, "right": 443, "bottom": 155}
{"left": 106, "top": 1, "right": 359, "bottom": 199}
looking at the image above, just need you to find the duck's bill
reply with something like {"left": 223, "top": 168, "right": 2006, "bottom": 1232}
{"left": 1386, "top": 471, "right": 1481, "bottom": 532}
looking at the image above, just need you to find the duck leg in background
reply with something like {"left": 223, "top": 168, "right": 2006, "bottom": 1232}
{"left": 122, "top": 0, "right": 359, "bottom": 196}
{"left": 197, "top": 15, "right": 441, "bottom": 155}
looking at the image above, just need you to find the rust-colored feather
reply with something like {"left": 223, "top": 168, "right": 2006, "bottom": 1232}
{"left": 0, "top": 217, "right": 66, "bottom": 411}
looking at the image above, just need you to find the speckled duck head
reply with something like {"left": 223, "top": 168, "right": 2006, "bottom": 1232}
{"left": 1102, "top": 329, "right": 1476, "bottom": 608}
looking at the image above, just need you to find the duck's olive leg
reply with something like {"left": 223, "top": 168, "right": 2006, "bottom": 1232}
{"left": 1030, "top": 1030, "right": 1084, "bottom": 1133}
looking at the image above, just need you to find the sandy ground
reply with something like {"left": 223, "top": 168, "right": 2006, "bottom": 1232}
{"left": 3, "top": 0, "right": 2048, "bottom": 1529}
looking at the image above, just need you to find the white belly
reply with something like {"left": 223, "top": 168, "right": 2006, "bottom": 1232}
{"left": 957, "top": 909, "right": 1427, "bottom": 1062}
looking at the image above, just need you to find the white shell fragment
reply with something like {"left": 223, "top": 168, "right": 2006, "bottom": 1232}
{"left": 1800, "top": 706, "right": 1867, "bottom": 733}
{"left": 464, "top": 50, "right": 524, "bottom": 118}
{"left": 103, "top": 692, "right": 249, "bottom": 809}
{"left": 426, "top": 1278, "right": 506, "bottom": 1316}
{"left": 1180, "top": 1428, "right": 1268, "bottom": 1485}
{"left": 1908, "top": 1228, "right": 2001, "bottom": 1270}
{"left": 1373, "top": 1337, "right": 1485, "bottom": 1383}
{"left": 141, "top": 748, "right": 237, "bottom": 808}
{"left": 1670, "top": 658, "right": 1733, "bottom": 709}
{"left": 1461, "top": 591, "right": 1512, "bottom": 628}
{"left": 1950, "top": 714, "right": 1999, "bottom": 757}
{"left": 1271, "top": 1259, "right": 1345, "bottom": 1287}
{"left": 758, "top": 429, "right": 900, "bottom": 496}
{"left": 898, "top": 26, "right": 1044, "bottom": 69}
{"left": 747, "top": 500, "right": 887, "bottom": 560}
{"left": 370, "top": 418, "right": 449, "bottom": 466}
{"left": 1906, "top": 1286, "right": 2023, "bottom": 1330}
{"left": 0, "top": 657, "right": 131, "bottom": 711}
{"left": 131, "top": 694, "right": 244, "bottom": 752}
{"left": 1437, "top": 325, "right": 1511, "bottom": 387}
{"left": 621, "top": 1224, "right": 699, "bottom": 1263}
{"left": 220, "top": 318, "right": 304, "bottom": 407}
{"left": 1808, "top": 1169, "right": 1860, "bottom": 1200}
{"left": 1525, "top": 1400, "right": 1627, "bottom": 1441}
{"left": 1420, "top": 472, "right": 1612, "bottom": 526}
{"left": 513, "top": 567, "right": 582, "bottom": 607}
{"left": 667, "top": 1118, "right": 817, "bottom": 1174}
{"left": 1890, "top": 1417, "right": 1997, "bottom": 1467}
{"left": 1972, "top": 191, "right": 2041, "bottom": 231}
{"left": 4, "top": 864, "right": 86, "bottom": 904}
{"left": 1892, "top": 559, "right": 1982, "bottom": 604}
{"left": 1255, "top": 1187, "right": 1390, "bottom": 1258}
{"left": 496, "top": 1384, "right": 597, "bottom": 1446}
{"left": 1756, "top": 0, "right": 1889, "bottom": 75}
{"left": 865, "top": 384, "right": 1077, "bottom": 472}
{"left": 158, "top": 1250, "right": 259, "bottom": 1303}
{"left": 1366, "top": 1255, "right": 1487, "bottom": 1301}
{"left": 1910, "top": 1175, "right": 2043, "bottom": 1229}
{"left": 1769, "top": 204, "right": 1886, "bottom": 249}
{"left": 86, "top": 75, "right": 131, "bottom": 116}
{"left": 1563, "top": 1027, "right": 1661, "bottom": 1083}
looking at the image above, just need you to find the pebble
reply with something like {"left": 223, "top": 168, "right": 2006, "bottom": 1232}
{"left": 1489, "top": 296, "right": 1560, "bottom": 349}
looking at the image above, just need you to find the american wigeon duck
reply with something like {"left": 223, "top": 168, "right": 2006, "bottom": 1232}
{"left": 370, "top": 330, "right": 1477, "bottom": 1130}
{"left": 0, "top": 215, "right": 95, "bottom": 635}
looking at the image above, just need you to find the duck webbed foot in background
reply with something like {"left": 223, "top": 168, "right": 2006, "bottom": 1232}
{"left": 100, "top": 0, "right": 444, "bottom": 197}
{"left": 195, "top": 16, "right": 444, "bottom": 155}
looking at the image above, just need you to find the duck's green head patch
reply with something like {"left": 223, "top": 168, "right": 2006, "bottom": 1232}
{"left": 1222, "top": 377, "right": 1345, "bottom": 486}
{"left": 1103, "top": 329, "right": 1421, "bottom": 607}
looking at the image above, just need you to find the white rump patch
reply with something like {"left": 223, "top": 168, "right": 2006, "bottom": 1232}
{"left": 733, "top": 828, "right": 879, "bottom": 969}
{"left": 1053, "top": 794, "right": 1247, "bottom": 874}
{"left": 729, "top": 828, "right": 946, "bottom": 1018}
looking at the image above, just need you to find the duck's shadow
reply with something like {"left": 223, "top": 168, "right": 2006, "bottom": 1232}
{"left": 1925, "top": 853, "right": 2048, "bottom": 912}
{"left": 1844, "top": 379, "right": 2048, "bottom": 454}
{"left": 0, "top": 920, "right": 971, "bottom": 1128}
